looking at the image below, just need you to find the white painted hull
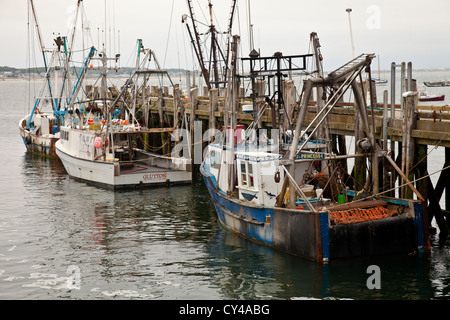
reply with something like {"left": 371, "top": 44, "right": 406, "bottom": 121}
{"left": 19, "top": 115, "right": 60, "bottom": 158}
{"left": 56, "top": 140, "right": 192, "bottom": 189}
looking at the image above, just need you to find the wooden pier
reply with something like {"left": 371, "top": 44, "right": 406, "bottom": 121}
{"left": 96, "top": 79, "right": 450, "bottom": 239}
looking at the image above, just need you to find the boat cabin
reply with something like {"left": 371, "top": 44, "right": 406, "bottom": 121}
{"left": 236, "top": 151, "right": 284, "bottom": 207}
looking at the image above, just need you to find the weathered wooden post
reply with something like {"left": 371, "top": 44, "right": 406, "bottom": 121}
{"left": 156, "top": 87, "right": 169, "bottom": 155}
{"left": 382, "top": 90, "right": 389, "bottom": 194}
{"left": 445, "top": 148, "right": 450, "bottom": 231}
{"left": 185, "top": 71, "right": 191, "bottom": 98}
{"left": 416, "top": 143, "right": 429, "bottom": 227}
{"left": 142, "top": 85, "right": 149, "bottom": 151}
{"left": 143, "top": 86, "right": 150, "bottom": 128}
{"left": 173, "top": 85, "right": 180, "bottom": 127}
{"left": 430, "top": 148, "right": 450, "bottom": 235}
{"left": 156, "top": 87, "right": 164, "bottom": 126}
{"left": 283, "top": 80, "right": 296, "bottom": 131}
{"left": 190, "top": 86, "right": 198, "bottom": 166}
{"left": 209, "top": 88, "right": 218, "bottom": 131}
{"left": 401, "top": 91, "right": 418, "bottom": 198}
{"left": 255, "top": 79, "right": 265, "bottom": 128}
{"left": 446, "top": 148, "right": 450, "bottom": 222}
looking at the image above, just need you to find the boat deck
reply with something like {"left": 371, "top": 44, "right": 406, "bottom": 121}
{"left": 119, "top": 161, "right": 176, "bottom": 175}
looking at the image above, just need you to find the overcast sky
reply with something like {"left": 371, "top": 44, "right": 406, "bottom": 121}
{"left": 1, "top": 0, "right": 449, "bottom": 72}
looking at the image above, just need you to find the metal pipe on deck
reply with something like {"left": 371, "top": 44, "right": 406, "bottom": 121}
{"left": 408, "top": 62, "right": 413, "bottom": 92}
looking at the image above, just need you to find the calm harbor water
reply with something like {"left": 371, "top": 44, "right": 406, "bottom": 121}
{"left": 0, "top": 76, "right": 449, "bottom": 300}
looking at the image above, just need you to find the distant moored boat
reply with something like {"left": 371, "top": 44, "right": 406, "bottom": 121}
{"left": 424, "top": 80, "right": 450, "bottom": 87}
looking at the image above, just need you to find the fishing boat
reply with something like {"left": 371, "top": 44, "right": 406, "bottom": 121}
{"left": 371, "top": 56, "right": 388, "bottom": 85}
{"left": 372, "top": 78, "right": 388, "bottom": 85}
{"left": 55, "top": 41, "right": 192, "bottom": 189}
{"left": 200, "top": 34, "right": 429, "bottom": 263}
{"left": 424, "top": 80, "right": 450, "bottom": 87}
{"left": 19, "top": 0, "right": 84, "bottom": 158}
{"left": 418, "top": 91, "right": 445, "bottom": 102}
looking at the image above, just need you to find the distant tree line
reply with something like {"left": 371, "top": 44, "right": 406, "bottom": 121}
{"left": 0, "top": 66, "right": 189, "bottom": 76}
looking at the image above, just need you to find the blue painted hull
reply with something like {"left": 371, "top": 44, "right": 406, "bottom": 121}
{"left": 201, "top": 164, "right": 330, "bottom": 262}
{"left": 200, "top": 164, "right": 428, "bottom": 263}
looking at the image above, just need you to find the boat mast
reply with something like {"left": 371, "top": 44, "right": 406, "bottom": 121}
{"left": 29, "top": 0, "right": 55, "bottom": 110}
{"left": 184, "top": 0, "right": 210, "bottom": 90}
{"left": 225, "top": 35, "right": 240, "bottom": 195}
{"left": 208, "top": 1, "right": 219, "bottom": 89}
{"left": 67, "top": 46, "right": 96, "bottom": 111}
{"left": 310, "top": 32, "right": 332, "bottom": 155}
{"left": 223, "top": 0, "right": 237, "bottom": 84}
{"left": 133, "top": 39, "right": 143, "bottom": 123}
{"left": 68, "top": 0, "right": 83, "bottom": 57}
{"left": 247, "top": 0, "right": 254, "bottom": 52}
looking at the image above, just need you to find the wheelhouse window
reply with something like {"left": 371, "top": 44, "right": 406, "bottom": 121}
{"left": 240, "top": 162, "right": 247, "bottom": 184}
{"left": 61, "top": 130, "right": 69, "bottom": 141}
{"left": 248, "top": 163, "right": 254, "bottom": 188}
{"left": 239, "top": 160, "right": 255, "bottom": 189}
{"left": 211, "top": 150, "right": 220, "bottom": 169}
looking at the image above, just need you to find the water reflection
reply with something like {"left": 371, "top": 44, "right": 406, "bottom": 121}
{"left": 0, "top": 152, "right": 445, "bottom": 299}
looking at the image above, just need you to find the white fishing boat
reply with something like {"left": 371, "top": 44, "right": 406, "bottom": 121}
{"left": 55, "top": 41, "right": 192, "bottom": 189}
{"left": 19, "top": 0, "right": 86, "bottom": 158}
{"left": 418, "top": 91, "right": 445, "bottom": 102}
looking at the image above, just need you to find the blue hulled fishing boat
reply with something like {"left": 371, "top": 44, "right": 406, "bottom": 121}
{"left": 200, "top": 33, "right": 430, "bottom": 263}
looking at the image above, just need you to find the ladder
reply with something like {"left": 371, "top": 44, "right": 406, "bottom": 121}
{"left": 328, "top": 53, "right": 375, "bottom": 80}
{"left": 223, "top": 0, "right": 237, "bottom": 81}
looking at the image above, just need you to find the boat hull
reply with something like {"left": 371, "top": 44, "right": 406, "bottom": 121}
{"left": 201, "top": 165, "right": 427, "bottom": 262}
{"left": 19, "top": 116, "right": 59, "bottom": 158}
{"left": 56, "top": 146, "right": 192, "bottom": 190}
{"left": 424, "top": 81, "right": 450, "bottom": 87}
{"left": 419, "top": 95, "right": 445, "bottom": 102}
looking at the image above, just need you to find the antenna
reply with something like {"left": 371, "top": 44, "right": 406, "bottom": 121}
{"left": 183, "top": 0, "right": 237, "bottom": 93}
{"left": 346, "top": 8, "right": 355, "bottom": 58}
{"left": 248, "top": 0, "right": 254, "bottom": 52}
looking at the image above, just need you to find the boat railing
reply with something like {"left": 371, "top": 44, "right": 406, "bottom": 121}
{"left": 280, "top": 165, "right": 316, "bottom": 212}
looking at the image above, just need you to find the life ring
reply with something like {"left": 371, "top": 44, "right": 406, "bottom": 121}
{"left": 94, "top": 136, "right": 102, "bottom": 148}
{"left": 94, "top": 137, "right": 108, "bottom": 148}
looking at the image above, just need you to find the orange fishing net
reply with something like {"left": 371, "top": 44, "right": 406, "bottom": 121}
{"left": 330, "top": 206, "right": 398, "bottom": 225}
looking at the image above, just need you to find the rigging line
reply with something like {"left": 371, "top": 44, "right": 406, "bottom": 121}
{"left": 181, "top": 17, "right": 190, "bottom": 71}
{"left": 196, "top": 0, "right": 209, "bottom": 25}
{"left": 212, "top": 6, "right": 222, "bottom": 33}
{"left": 408, "top": 131, "right": 450, "bottom": 175}
{"left": 26, "top": 0, "right": 31, "bottom": 115}
{"left": 163, "top": 0, "right": 175, "bottom": 68}
{"left": 175, "top": 24, "right": 181, "bottom": 82}
{"left": 360, "top": 162, "right": 450, "bottom": 206}
{"left": 235, "top": 3, "right": 243, "bottom": 61}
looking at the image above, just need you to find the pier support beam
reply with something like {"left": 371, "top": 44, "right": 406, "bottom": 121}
{"left": 209, "top": 88, "right": 218, "bottom": 130}
{"left": 446, "top": 148, "right": 450, "bottom": 220}
{"left": 401, "top": 91, "right": 418, "bottom": 199}
{"left": 427, "top": 174, "right": 449, "bottom": 237}
{"left": 173, "top": 85, "right": 180, "bottom": 127}
{"left": 190, "top": 87, "right": 199, "bottom": 166}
